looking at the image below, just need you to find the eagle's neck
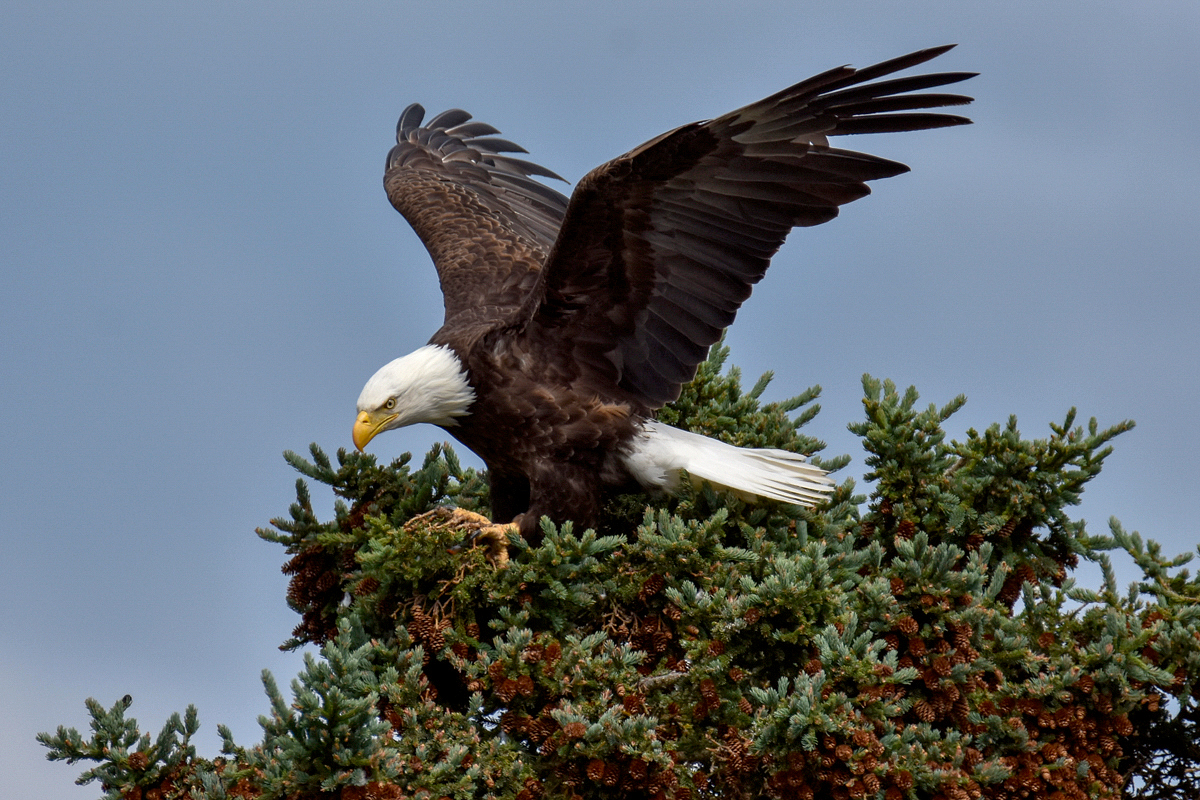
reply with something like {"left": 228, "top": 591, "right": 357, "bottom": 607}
{"left": 358, "top": 344, "right": 475, "bottom": 428}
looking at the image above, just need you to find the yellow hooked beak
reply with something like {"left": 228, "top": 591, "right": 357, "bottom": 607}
{"left": 352, "top": 410, "right": 398, "bottom": 452}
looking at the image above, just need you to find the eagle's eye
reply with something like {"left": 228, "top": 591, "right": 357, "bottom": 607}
{"left": 384, "top": 398, "right": 397, "bottom": 410}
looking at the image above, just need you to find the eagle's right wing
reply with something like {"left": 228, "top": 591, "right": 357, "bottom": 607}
{"left": 384, "top": 106, "right": 570, "bottom": 325}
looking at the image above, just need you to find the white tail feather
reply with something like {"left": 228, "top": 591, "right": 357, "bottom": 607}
{"left": 622, "top": 421, "right": 834, "bottom": 507}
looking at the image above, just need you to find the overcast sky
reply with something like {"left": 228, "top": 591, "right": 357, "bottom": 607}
{"left": 4, "top": 2, "right": 1198, "bottom": 797}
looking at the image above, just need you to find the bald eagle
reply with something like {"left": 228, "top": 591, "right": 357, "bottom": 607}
{"left": 353, "top": 45, "right": 974, "bottom": 545}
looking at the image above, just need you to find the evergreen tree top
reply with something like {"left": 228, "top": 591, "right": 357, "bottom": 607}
{"left": 40, "top": 346, "right": 1200, "bottom": 800}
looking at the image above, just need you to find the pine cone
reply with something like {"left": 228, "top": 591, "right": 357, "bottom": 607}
{"left": 497, "top": 678, "right": 519, "bottom": 703}
{"left": 638, "top": 574, "right": 666, "bottom": 601}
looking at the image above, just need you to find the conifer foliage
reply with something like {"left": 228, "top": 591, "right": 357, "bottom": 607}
{"left": 41, "top": 345, "right": 1200, "bottom": 799}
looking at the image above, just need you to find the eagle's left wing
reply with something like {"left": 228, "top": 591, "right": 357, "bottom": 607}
{"left": 522, "top": 45, "right": 974, "bottom": 410}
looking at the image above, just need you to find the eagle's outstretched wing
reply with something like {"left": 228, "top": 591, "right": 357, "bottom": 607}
{"left": 524, "top": 45, "right": 975, "bottom": 409}
{"left": 384, "top": 106, "right": 569, "bottom": 326}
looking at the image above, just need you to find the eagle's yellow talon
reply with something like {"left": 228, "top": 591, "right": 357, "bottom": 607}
{"left": 471, "top": 524, "right": 515, "bottom": 567}
{"left": 405, "top": 507, "right": 514, "bottom": 567}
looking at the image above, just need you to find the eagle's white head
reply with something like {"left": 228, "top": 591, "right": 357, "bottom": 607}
{"left": 352, "top": 344, "right": 476, "bottom": 451}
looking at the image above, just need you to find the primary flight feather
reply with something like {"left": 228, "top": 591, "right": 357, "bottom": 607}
{"left": 353, "top": 45, "right": 975, "bottom": 544}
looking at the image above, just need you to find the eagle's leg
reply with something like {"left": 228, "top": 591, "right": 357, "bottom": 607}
{"left": 517, "top": 461, "right": 603, "bottom": 546}
{"left": 487, "top": 468, "right": 531, "bottom": 525}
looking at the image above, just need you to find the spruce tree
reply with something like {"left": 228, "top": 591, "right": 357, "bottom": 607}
{"left": 40, "top": 344, "right": 1200, "bottom": 800}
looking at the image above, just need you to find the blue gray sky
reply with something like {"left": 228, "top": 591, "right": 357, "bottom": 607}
{"left": 4, "top": 2, "right": 1198, "bottom": 796}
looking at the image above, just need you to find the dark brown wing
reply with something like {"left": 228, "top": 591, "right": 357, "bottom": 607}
{"left": 523, "top": 45, "right": 975, "bottom": 409}
{"left": 383, "top": 105, "right": 570, "bottom": 326}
